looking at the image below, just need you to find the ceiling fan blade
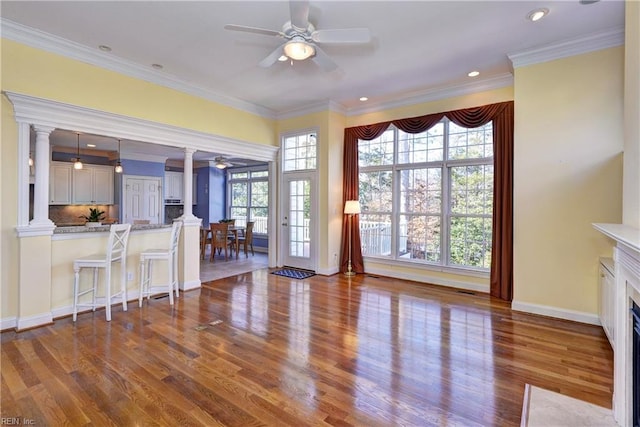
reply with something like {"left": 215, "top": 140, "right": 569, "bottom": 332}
{"left": 311, "top": 45, "right": 338, "bottom": 72}
{"left": 289, "top": 0, "right": 310, "bottom": 30}
{"left": 258, "top": 44, "right": 285, "bottom": 68}
{"left": 224, "top": 24, "right": 282, "bottom": 38}
{"left": 311, "top": 28, "right": 371, "bottom": 44}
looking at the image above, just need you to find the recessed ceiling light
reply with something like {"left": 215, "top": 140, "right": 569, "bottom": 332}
{"left": 98, "top": 45, "right": 111, "bottom": 52}
{"left": 278, "top": 55, "right": 288, "bottom": 62}
{"left": 152, "top": 63, "right": 163, "bottom": 70}
{"left": 527, "top": 8, "right": 549, "bottom": 22}
{"left": 359, "top": 97, "right": 368, "bottom": 102}
{"left": 86, "top": 144, "right": 96, "bottom": 148}
{"left": 468, "top": 71, "right": 480, "bottom": 77}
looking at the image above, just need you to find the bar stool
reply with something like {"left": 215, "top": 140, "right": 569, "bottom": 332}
{"left": 72, "top": 224, "right": 132, "bottom": 322}
{"left": 139, "top": 221, "right": 182, "bottom": 306}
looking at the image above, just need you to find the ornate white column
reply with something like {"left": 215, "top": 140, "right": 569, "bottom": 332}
{"left": 31, "top": 125, "right": 56, "bottom": 228}
{"left": 178, "top": 147, "right": 201, "bottom": 292}
{"left": 182, "top": 147, "right": 196, "bottom": 219}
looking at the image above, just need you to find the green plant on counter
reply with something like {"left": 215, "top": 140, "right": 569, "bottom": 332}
{"left": 79, "top": 208, "right": 106, "bottom": 222}
{"left": 219, "top": 218, "right": 234, "bottom": 223}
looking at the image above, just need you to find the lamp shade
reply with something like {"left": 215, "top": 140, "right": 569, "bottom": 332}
{"left": 344, "top": 200, "right": 361, "bottom": 214}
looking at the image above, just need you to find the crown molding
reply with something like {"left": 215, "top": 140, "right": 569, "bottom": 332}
{"left": 345, "top": 73, "right": 514, "bottom": 117}
{"left": 0, "top": 18, "right": 277, "bottom": 119}
{"left": 508, "top": 27, "right": 624, "bottom": 69}
{"left": 276, "top": 100, "right": 347, "bottom": 120}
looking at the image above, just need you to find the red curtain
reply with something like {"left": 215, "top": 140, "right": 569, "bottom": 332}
{"left": 341, "top": 101, "right": 514, "bottom": 300}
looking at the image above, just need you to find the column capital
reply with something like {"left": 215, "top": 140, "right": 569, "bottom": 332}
{"left": 184, "top": 147, "right": 197, "bottom": 156}
{"left": 32, "top": 124, "right": 56, "bottom": 134}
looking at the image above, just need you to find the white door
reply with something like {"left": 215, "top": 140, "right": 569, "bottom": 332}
{"left": 282, "top": 174, "right": 315, "bottom": 271}
{"left": 124, "top": 176, "right": 161, "bottom": 224}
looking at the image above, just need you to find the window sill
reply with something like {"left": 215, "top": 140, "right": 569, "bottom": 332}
{"left": 363, "top": 256, "right": 490, "bottom": 279}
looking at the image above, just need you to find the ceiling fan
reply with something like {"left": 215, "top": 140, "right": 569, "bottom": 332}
{"left": 224, "top": 0, "right": 371, "bottom": 71}
{"left": 213, "top": 156, "right": 246, "bottom": 169}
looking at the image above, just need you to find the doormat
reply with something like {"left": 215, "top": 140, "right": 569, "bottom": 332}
{"left": 271, "top": 268, "right": 316, "bottom": 280}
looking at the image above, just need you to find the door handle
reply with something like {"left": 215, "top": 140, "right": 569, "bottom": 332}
{"left": 282, "top": 222, "right": 288, "bottom": 226}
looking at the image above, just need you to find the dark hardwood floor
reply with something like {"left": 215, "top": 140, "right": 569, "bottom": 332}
{"left": 1, "top": 270, "right": 613, "bottom": 426}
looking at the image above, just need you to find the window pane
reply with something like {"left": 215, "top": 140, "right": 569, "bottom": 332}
{"left": 398, "top": 215, "right": 441, "bottom": 262}
{"left": 251, "top": 171, "right": 268, "bottom": 178}
{"left": 283, "top": 133, "right": 317, "bottom": 172}
{"left": 359, "top": 214, "right": 392, "bottom": 257}
{"left": 358, "top": 129, "right": 395, "bottom": 167}
{"left": 450, "top": 165, "right": 493, "bottom": 215}
{"left": 399, "top": 168, "right": 441, "bottom": 214}
{"left": 359, "top": 171, "right": 393, "bottom": 212}
{"left": 449, "top": 216, "right": 492, "bottom": 269}
{"left": 231, "top": 182, "right": 247, "bottom": 206}
{"left": 448, "top": 122, "right": 493, "bottom": 160}
{"left": 397, "top": 123, "right": 444, "bottom": 163}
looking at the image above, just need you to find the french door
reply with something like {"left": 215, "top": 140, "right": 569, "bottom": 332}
{"left": 282, "top": 174, "right": 316, "bottom": 271}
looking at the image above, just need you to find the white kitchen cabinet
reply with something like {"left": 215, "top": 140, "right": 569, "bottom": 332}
{"left": 598, "top": 257, "right": 615, "bottom": 346}
{"left": 164, "top": 171, "right": 183, "bottom": 201}
{"left": 163, "top": 172, "right": 197, "bottom": 204}
{"left": 50, "top": 161, "right": 72, "bottom": 205}
{"left": 71, "top": 164, "right": 114, "bottom": 205}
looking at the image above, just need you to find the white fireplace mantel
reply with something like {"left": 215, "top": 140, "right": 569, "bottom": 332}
{"left": 593, "top": 223, "right": 640, "bottom": 427}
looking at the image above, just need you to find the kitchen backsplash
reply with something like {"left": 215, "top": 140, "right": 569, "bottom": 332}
{"left": 49, "top": 205, "right": 118, "bottom": 225}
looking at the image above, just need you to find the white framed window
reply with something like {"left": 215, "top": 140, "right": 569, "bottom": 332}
{"left": 358, "top": 119, "right": 493, "bottom": 272}
{"left": 283, "top": 132, "right": 317, "bottom": 172}
{"left": 228, "top": 166, "right": 269, "bottom": 234}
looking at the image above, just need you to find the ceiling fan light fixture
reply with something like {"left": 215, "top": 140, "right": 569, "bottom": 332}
{"left": 283, "top": 37, "right": 315, "bottom": 60}
{"left": 215, "top": 162, "right": 227, "bottom": 169}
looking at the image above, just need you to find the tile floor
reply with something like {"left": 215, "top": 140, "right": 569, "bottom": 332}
{"left": 522, "top": 384, "right": 616, "bottom": 427}
{"left": 199, "top": 249, "right": 269, "bottom": 283}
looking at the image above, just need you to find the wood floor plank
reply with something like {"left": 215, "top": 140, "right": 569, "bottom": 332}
{"left": 1, "top": 270, "right": 613, "bottom": 426}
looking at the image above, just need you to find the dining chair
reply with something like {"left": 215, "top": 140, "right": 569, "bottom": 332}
{"left": 200, "top": 227, "right": 211, "bottom": 260}
{"left": 72, "top": 224, "right": 131, "bottom": 322}
{"left": 210, "top": 222, "right": 234, "bottom": 261}
{"left": 237, "top": 221, "right": 255, "bottom": 257}
{"left": 138, "top": 220, "right": 182, "bottom": 306}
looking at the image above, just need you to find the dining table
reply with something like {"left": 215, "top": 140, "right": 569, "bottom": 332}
{"left": 201, "top": 225, "right": 245, "bottom": 260}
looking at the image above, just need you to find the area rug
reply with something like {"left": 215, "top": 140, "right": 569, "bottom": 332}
{"left": 521, "top": 384, "right": 616, "bottom": 427}
{"left": 271, "top": 268, "right": 315, "bottom": 280}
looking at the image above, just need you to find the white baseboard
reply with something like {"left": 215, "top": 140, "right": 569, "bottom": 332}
{"left": 364, "top": 265, "right": 490, "bottom": 293}
{"left": 316, "top": 266, "right": 339, "bottom": 276}
{"left": 15, "top": 312, "right": 53, "bottom": 331}
{"left": 1, "top": 316, "right": 17, "bottom": 331}
{"left": 511, "top": 300, "right": 601, "bottom": 325}
{"left": 181, "top": 279, "right": 201, "bottom": 291}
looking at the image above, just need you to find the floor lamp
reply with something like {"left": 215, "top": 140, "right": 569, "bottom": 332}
{"left": 344, "top": 200, "right": 361, "bottom": 277}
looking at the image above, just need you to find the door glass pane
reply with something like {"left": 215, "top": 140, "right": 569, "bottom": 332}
{"left": 289, "top": 179, "right": 310, "bottom": 258}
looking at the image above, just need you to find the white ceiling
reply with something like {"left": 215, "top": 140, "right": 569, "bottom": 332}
{"left": 1, "top": 0, "right": 625, "bottom": 161}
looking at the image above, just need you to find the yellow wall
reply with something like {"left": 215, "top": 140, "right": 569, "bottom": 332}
{"left": 513, "top": 47, "right": 624, "bottom": 315}
{"left": 1, "top": 95, "right": 19, "bottom": 320}
{"left": 624, "top": 1, "right": 640, "bottom": 228}
{"left": 2, "top": 40, "right": 276, "bottom": 146}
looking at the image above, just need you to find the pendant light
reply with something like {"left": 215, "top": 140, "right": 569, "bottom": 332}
{"left": 73, "top": 133, "right": 83, "bottom": 170}
{"left": 114, "top": 139, "right": 123, "bottom": 174}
